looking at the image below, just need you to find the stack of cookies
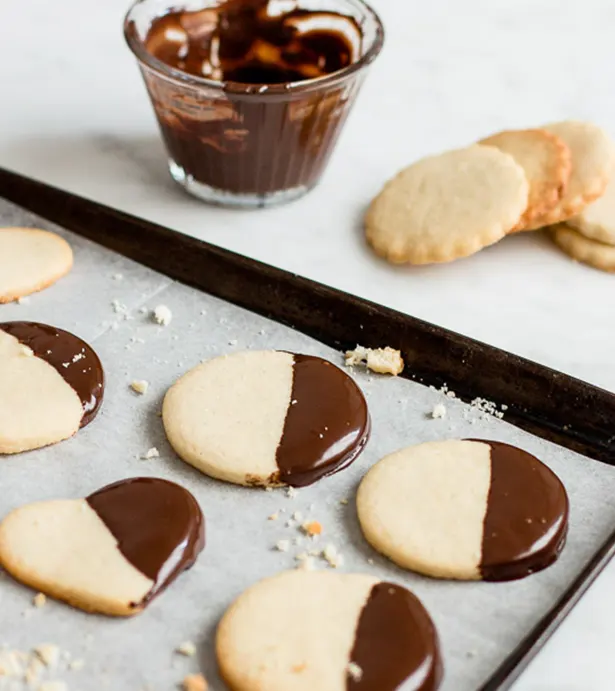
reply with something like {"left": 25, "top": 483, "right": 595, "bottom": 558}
{"left": 366, "top": 120, "right": 615, "bottom": 272}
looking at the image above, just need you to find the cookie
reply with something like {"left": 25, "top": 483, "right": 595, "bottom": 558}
{"left": 216, "top": 570, "right": 442, "bottom": 691}
{"left": 0, "top": 322, "right": 104, "bottom": 454}
{"left": 550, "top": 223, "right": 615, "bottom": 272}
{"left": 568, "top": 176, "right": 615, "bottom": 244}
{"left": 0, "top": 478, "right": 205, "bottom": 616}
{"left": 357, "top": 440, "right": 568, "bottom": 581}
{"left": 162, "top": 350, "right": 370, "bottom": 487}
{"left": 365, "top": 145, "right": 528, "bottom": 265}
{"left": 479, "top": 129, "right": 571, "bottom": 230}
{"left": 524, "top": 121, "right": 615, "bottom": 229}
{"left": 0, "top": 227, "right": 73, "bottom": 303}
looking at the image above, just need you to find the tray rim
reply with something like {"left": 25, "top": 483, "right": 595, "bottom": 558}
{"left": 1, "top": 166, "right": 615, "bottom": 691}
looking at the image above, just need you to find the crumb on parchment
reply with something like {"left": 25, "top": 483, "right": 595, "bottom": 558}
{"left": 344, "top": 345, "right": 404, "bottom": 375}
{"left": 431, "top": 403, "right": 446, "bottom": 419}
{"left": 33, "top": 593, "right": 47, "bottom": 608}
{"left": 152, "top": 305, "right": 172, "bottom": 326}
{"left": 182, "top": 674, "right": 208, "bottom": 691}
{"left": 130, "top": 380, "right": 149, "bottom": 395}
{"left": 176, "top": 641, "right": 196, "bottom": 657}
{"left": 142, "top": 447, "right": 160, "bottom": 460}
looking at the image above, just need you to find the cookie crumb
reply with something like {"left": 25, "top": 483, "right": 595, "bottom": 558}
{"left": 139, "top": 306, "right": 148, "bottom": 314}
{"left": 34, "top": 644, "right": 60, "bottom": 668}
{"left": 228, "top": 339, "right": 238, "bottom": 346}
{"left": 301, "top": 521, "right": 322, "bottom": 536}
{"left": 367, "top": 558, "right": 374, "bottom": 565}
{"left": 0, "top": 650, "right": 24, "bottom": 676}
{"left": 111, "top": 299, "right": 128, "bottom": 315}
{"left": 176, "top": 641, "right": 196, "bottom": 657}
{"left": 286, "top": 487, "right": 297, "bottom": 499}
{"left": 182, "top": 674, "right": 208, "bottom": 691}
{"left": 152, "top": 305, "right": 173, "bottom": 326}
{"left": 322, "top": 544, "right": 344, "bottom": 568}
{"left": 431, "top": 403, "right": 447, "bottom": 419}
{"left": 68, "top": 659, "right": 85, "bottom": 671}
{"left": 276, "top": 540, "right": 290, "bottom": 552}
{"left": 32, "top": 593, "right": 47, "bottom": 609}
{"left": 112, "top": 273, "right": 123, "bottom": 281}
{"left": 24, "top": 655, "right": 44, "bottom": 683}
{"left": 39, "top": 683, "right": 68, "bottom": 691}
{"left": 295, "top": 554, "right": 316, "bottom": 571}
{"left": 344, "top": 345, "right": 404, "bottom": 376}
{"left": 268, "top": 513, "right": 279, "bottom": 521}
{"left": 142, "top": 447, "right": 160, "bottom": 460}
{"left": 292, "top": 511, "right": 303, "bottom": 522}
{"left": 130, "top": 380, "right": 149, "bottom": 395}
{"left": 20, "top": 345, "right": 34, "bottom": 357}
{"left": 347, "top": 662, "right": 363, "bottom": 682}
{"left": 17, "top": 296, "right": 31, "bottom": 305}
{"left": 339, "top": 498, "right": 349, "bottom": 506}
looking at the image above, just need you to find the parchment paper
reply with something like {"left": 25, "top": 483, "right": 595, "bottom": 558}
{"left": 2, "top": 197, "right": 615, "bottom": 691}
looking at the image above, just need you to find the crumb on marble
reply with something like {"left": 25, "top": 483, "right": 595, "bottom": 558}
{"left": 301, "top": 521, "right": 322, "bottom": 536}
{"left": 34, "top": 644, "right": 60, "bottom": 667}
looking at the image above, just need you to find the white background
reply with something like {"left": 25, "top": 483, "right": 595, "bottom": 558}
{"left": 2, "top": 0, "right": 615, "bottom": 687}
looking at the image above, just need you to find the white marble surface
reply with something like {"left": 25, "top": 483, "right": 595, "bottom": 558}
{"left": 2, "top": 0, "right": 615, "bottom": 687}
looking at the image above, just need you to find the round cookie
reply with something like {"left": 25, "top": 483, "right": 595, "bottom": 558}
{"left": 0, "top": 478, "right": 205, "bottom": 616}
{"left": 0, "top": 322, "right": 105, "bottom": 454}
{"left": 0, "top": 227, "right": 73, "bottom": 303}
{"left": 550, "top": 223, "right": 615, "bottom": 272}
{"left": 357, "top": 440, "right": 568, "bottom": 581}
{"left": 568, "top": 176, "right": 615, "bottom": 244}
{"left": 364, "top": 145, "right": 529, "bottom": 265}
{"left": 479, "top": 128, "right": 571, "bottom": 230}
{"left": 162, "top": 350, "right": 370, "bottom": 487}
{"left": 525, "top": 121, "right": 615, "bottom": 230}
{"left": 216, "top": 570, "right": 442, "bottom": 691}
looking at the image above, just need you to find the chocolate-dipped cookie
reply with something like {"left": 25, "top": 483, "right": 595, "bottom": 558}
{"left": 0, "top": 477, "right": 205, "bottom": 616}
{"left": 162, "top": 350, "right": 370, "bottom": 487}
{"left": 357, "top": 439, "right": 568, "bottom": 581}
{"left": 0, "top": 322, "right": 105, "bottom": 453}
{"left": 216, "top": 571, "right": 442, "bottom": 691}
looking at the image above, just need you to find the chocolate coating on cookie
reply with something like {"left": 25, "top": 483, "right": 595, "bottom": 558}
{"left": 474, "top": 440, "right": 569, "bottom": 581}
{"left": 87, "top": 478, "right": 205, "bottom": 606}
{"left": 0, "top": 322, "right": 104, "bottom": 427}
{"left": 349, "top": 583, "right": 442, "bottom": 691}
{"left": 276, "top": 354, "right": 370, "bottom": 487}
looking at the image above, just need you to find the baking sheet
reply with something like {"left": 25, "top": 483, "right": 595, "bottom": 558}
{"left": 1, "top": 197, "right": 615, "bottom": 691}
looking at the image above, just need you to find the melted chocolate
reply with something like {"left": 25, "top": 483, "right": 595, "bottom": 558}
{"left": 130, "top": 0, "right": 367, "bottom": 196}
{"left": 87, "top": 477, "right": 205, "bottom": 607}
{"left": 276, "top": 354, "right": 370, "bottom": 487}
{"left": 348, "top": 583, "right": 442, "bottom": 691}
{"left": 144, "top": 1, "right": 359, "bottom": 85}
{"left": 477, "top": 440, "right": 569, "bottom": 581}
{"left": 0, "top": 322, "right": 104, "bottom": 427}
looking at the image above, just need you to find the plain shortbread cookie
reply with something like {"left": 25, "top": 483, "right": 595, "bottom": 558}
{"left": 525, "top": 121, "right": 615, "bottom": 229}
{"left": 479, "top": 128, "right": 571, "bottom": 231}
{"left": 365, "top": 145, "right": 529, "bottom": 265}
{"left": 550, "top": 223, "right": 615, "bottom": 272}
{"left": 568, "top": 176, "right": 615, "bottom": 244}
{"left": 0, "top": 227, "right": 73, "bottom": 303}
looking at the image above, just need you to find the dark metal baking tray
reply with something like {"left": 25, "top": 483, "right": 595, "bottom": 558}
{"left": 1, "top": 166, "right": 614, "bottom": 691}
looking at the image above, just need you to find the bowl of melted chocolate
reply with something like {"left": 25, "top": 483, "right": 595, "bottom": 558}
{"left": 124, "top": 0, "right": 384, "bottom": 207}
